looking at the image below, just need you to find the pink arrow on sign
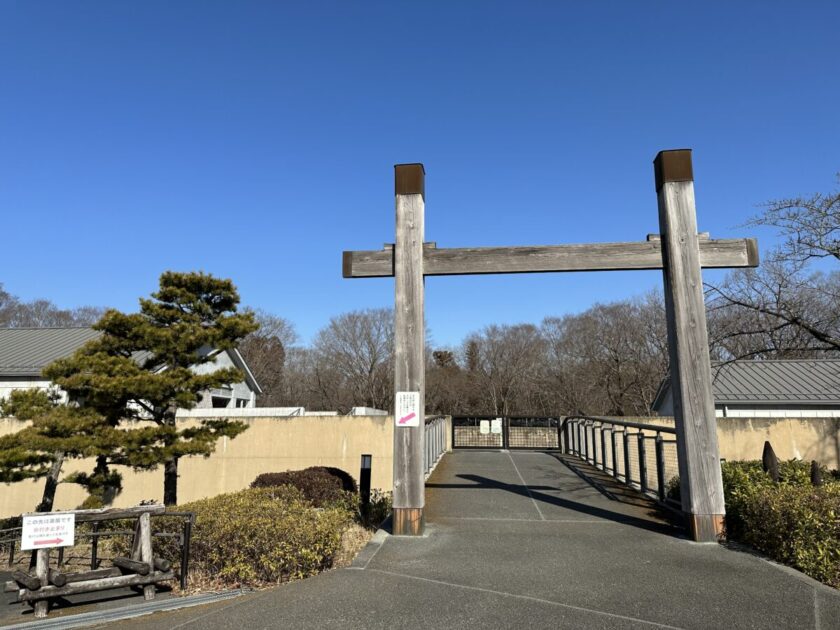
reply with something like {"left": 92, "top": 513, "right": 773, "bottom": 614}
{"left": 398, "top": 412, "right": 416, "bottom": 425}
{"left": 34, "top": 538, "right": 63, "bottom": 546}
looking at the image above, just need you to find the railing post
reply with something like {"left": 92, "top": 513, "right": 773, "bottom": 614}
{"left": 655, "top": 433, "right": 666, "bottom": 502}
{"left": 611, "top": 429, "right": 618, "bottom": 477}
{"left": 623, "top": 431, "right": 631, "bottom": 483}
{"left": 600, "top": 427, "right": 607, "bottom": 472}
{"left": 584, "top": 423, "right": 590, "bottom": 462}
{"left": 592, "top": 424, "right": 599, "bottom": 468}
{"left": 90, "top": 521, "right": 100, "bottom": 570}
{"left": 638, "top": 432, "right": 648, "bottom": 492}
{"left": 577, "top": 421, "right": 583, "bottom": 457}
{"left": 180, "top": 517, "right": 193, "bottom": 591}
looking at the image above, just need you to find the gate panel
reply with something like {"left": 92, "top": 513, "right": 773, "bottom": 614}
{"left": 452, "top": 416, "right": 504, "bottom": 449}
{"left": 507, "top": 417, "right": 561, "bottom": 449}
{"left": 452, "top": 416, "right": 561, "bottom": 450}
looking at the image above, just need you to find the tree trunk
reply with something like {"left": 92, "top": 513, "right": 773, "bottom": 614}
{"left": 163, "top": 457, "right": 179, "bottom": 506}
{"left": 36, "top": 452, "right": 64, "bottom": 512}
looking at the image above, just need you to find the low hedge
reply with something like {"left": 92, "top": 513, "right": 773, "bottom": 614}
{"left": 116, "top": 485, "right": 354, "bottom": 588}
{"left": 251, "top": 467, "right": 357, "bottom": 507}
{"left": 669, "top": 460, "right": 840, "bottom": 588}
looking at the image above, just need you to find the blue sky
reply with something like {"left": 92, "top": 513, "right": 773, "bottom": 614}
{"left": 2, "top": 2, "right": 838, "bottom": 347}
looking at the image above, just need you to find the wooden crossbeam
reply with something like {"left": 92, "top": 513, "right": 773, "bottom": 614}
{"left": 343, "top": 237, "right": 759, "bottom": 278}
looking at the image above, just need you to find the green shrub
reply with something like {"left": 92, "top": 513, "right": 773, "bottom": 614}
{"left": 669, "top": 460, "right": 840, "bottom": 588}
{"left": 734, "top": 483, "right": 840, "bottom": 587}
{"left": 251, "top": 467, "right": 357, "bottom": 507}
{"left": 116, "top": 486, "right": 353, "bottom": 588}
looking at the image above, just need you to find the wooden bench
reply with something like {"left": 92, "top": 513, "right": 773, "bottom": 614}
{"left": 3, "top": 505, "right": 175, "bottom": 619}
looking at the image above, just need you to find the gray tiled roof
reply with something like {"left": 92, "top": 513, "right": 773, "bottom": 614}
{"left": 711, "top": 360, "right": 840, "bottom": 405}
{"left": 653, "top": 359, "right": 840, "bottom": 409}
{"left": 0, "top": 328, "right": 260, "bottom": 393}
{"left": 0, "top": 328, "right": 103, "bottom": 377}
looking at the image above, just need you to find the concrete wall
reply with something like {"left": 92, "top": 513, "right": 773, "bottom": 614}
{"left": 632, "top": 416, "right": 840, "bottom": 469}
{"left": 0, "top": 414, "right": 398, "bottom": 518}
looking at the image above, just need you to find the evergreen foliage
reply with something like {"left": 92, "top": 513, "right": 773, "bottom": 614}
{"left": 0, "top": 271, "right": 259, "bottom": 508}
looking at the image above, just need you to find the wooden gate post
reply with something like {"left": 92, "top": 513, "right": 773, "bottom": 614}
{"left": 393, "top": 163, "right": 426, "bottom": 536}
{"left": 655, "top": 149, "right": 726, "bottom": 542}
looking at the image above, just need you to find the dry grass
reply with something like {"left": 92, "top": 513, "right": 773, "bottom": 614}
{"left": 333, "top": 523, "right": 373, "bottom": 569}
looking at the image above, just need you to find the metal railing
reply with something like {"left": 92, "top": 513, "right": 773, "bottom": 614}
{"left": 1, "top": 510, "right": 195, "bottom": 590}
{"left": 424, "top": 415, "right": 448, "bottom": 476}
{"left": 562, "top": 416, "right": 681, "bottom": 508}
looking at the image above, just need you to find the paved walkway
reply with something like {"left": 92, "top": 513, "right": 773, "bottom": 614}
{"left": 111, "top": 451, "right": 839, "bottom": 629}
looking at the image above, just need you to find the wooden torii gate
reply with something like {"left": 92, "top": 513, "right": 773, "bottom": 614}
{"left": 342, "top": 150, "right": 759, "bottom": 542}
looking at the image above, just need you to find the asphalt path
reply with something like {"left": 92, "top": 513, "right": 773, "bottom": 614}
{"left": 98, "top": 451, "right": 840, "bottom": 629}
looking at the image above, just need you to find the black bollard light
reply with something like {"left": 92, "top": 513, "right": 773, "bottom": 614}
{"left": 360, "top": 454, "right": 372, "bottom": 519}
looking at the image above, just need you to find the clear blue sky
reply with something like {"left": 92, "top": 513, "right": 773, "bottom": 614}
{"left": 2, "top": 2, "right": 838, "bottom": 347}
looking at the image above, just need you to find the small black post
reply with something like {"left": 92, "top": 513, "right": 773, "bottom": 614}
{"left": 57, "top": 546, "right": 64, "bottom": 568}
{"left": 90, "top": 521, "right": 99, "bottom": 570}
{"left": 180, "top": 517, "right": 193, "bottom": 590}
{"left": 360, "top": 454, "right": 372, "bottom": 519}
{"left": 655, "top": 433, "right": 666, "bottom": 502}
{"left": 611, "top": 429, "right": 618, "bottom": 478}
{"left": 638, "top": 433, "right": 648, "bottom": 491}
{"left": 592, "top": 424, "right": 599, "bottom": 468}
{"left": 502, "top": 418, "right": 509, "bottom": 450}
{"left": 7, "top": 538, "right": 15, "bottom": 567}
{"left": 810, "top": 460, "right": 823, "bottom": 486}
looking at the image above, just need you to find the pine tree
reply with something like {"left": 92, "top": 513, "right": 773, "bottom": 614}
{"left": 44, "top": 271, "right": 259, "bottom": 506}
{"left": 0, "top": 389, "right": 106, "bottom": 511}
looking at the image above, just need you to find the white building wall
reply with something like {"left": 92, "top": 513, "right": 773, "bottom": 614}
{"left": 0, "top": 379, "right": 67, "bottom": 403}
{"left": 191, "top": 350, "right": 257, "bottom": 409}
{"left": 0, "top": 350, "right": 257, "bottom": 409}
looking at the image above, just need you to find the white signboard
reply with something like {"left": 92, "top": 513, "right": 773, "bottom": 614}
{"left": 480, "top": 420, "right": 490, "bottom": 434}
{"left": 21, "top": 513, "right": 75, "bottom": 550}
{"left": 491, "top": 418, "right": 503, "bottom": 434}
{"left": 395, "top": 391, "right": 420, "bottom": 427}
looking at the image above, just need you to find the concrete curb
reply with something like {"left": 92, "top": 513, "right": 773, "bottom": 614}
{"left": 1, "top": 589, "right": 248, "bottom": 630}
{"left": 349, "top": 527, "right": 389, "bottom": 570}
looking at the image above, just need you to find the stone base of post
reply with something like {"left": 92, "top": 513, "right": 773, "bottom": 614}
{"left": 687, "top": 513, "right": 725, "bottom": 542}
{"left": 393, "top": 508, "right": 424, "bottom": 536}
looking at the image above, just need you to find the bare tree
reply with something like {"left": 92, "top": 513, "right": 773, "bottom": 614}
{"left": 312, "top": 308, "right": 394, "bottom": 413}
{"left": 707, "top": 176, "right": 840, "bottom": 358}
{"left": 464, "top": 324, "right": 546, "bottom": 416}
{"left": 0, "top": 284, "right": 105, "bottom": 327}
{"left": 238, "top": 309, "right": 299, "bottom": 406}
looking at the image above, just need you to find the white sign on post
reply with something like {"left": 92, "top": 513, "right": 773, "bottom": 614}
{"left": 480, "top": 420, "right": 490, "bottom": 434}
{"left": 395, "top": 391, "right": 420, "bottom": 427}
{"left": 491, "top": 418, "right": 503, "bottom": 434}
{"left": 21, "top": 512, "right": 75, "bottom": 550}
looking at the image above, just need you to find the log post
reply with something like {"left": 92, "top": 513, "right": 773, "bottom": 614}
{"left": 655, "top": 149, "right": 726, "bottom": 542}
{"left": 138, "top": 512, "right": 156, "bottom": 600}
{"left": 34, "top": 548, "right": 49, "bottom": 618}
{"left": 393, "top": 163, "right": 426, "bottom": 536}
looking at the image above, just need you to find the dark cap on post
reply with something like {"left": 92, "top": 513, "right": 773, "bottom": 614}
{"left": 395, "top": 163, "right": 425, "bottom": 197}
{"left": 654, "top": 149, "right": 693, "bottom": 192}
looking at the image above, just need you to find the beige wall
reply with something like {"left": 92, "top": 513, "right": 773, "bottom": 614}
{"left": 626, "top": 416, "right": 840, "bottom": 469}
{"left": 1, "top": 415, "right": 398, "bottom": 519}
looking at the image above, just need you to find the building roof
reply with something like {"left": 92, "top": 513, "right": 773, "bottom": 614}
{"left": 652, "top": 359, "right": 840, "bottom": 410}
{"left": 0, "top": 327, "right": 260, "bottom": 393}
{"left": 0, "top": 327, "right": 102, "bottom": 377}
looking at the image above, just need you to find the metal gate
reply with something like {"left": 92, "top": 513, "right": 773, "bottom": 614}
{"left": 452, "top": 416, "right": 561, "bottom": 450}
